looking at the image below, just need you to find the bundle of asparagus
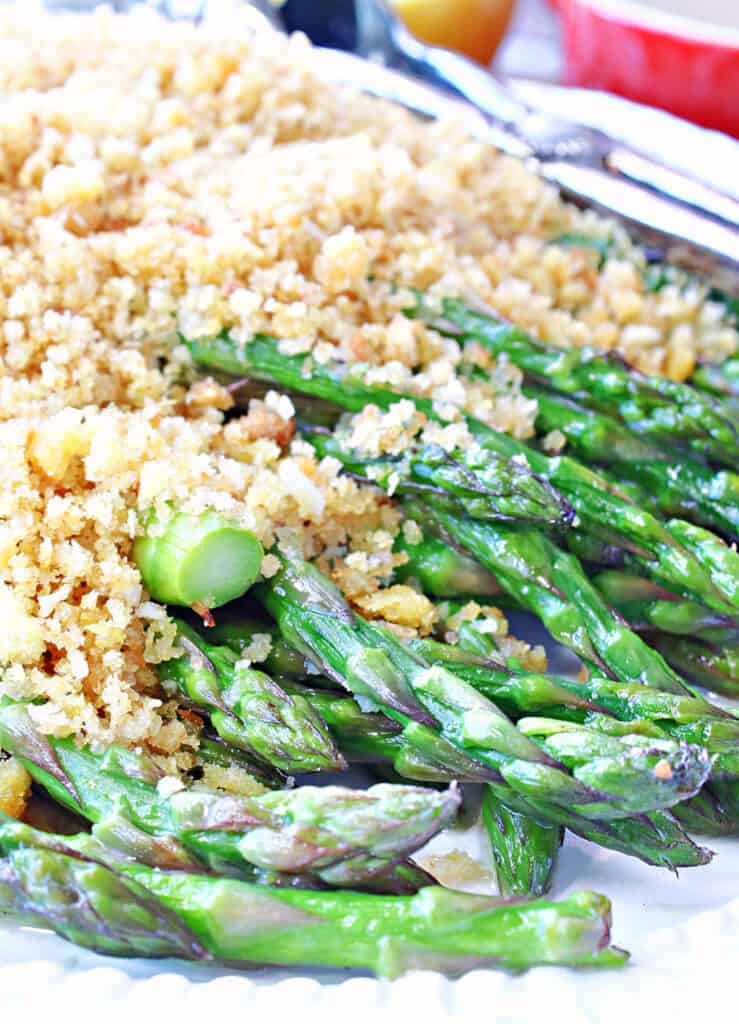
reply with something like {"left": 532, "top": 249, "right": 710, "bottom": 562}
{"left": 2, "top": 289, "right": 736, "bottom": 980}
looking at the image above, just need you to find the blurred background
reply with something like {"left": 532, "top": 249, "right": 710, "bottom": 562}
{"left": 278, "top": 0, "right": 738, "bottom": 137}
{"left": 281, "top": 0, "right": 561, "bottom": 80}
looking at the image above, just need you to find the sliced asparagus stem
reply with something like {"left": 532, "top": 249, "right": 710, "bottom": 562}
{"left": 0, "top": 819, "right": 628, "bottom": 976}
{"left": 134, "top": 509, "right": 263, "bottom": 609}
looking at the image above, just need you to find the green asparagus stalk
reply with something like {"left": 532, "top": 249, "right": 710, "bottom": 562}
{"left": 200, "top": 612, "right": 737, "bottom": 763}
{"left": 691, "top": 355, "right": 739, "bottom": 399}
{"left": 0, "top": 701, "right": 459, "bottom": 889}
{"left": 592, "top": 571, "right": 738, "bottom": 638}
{"left": 158, "top": 620, "right": 344, "bottom": 774}
{"left": 205, "top": 614, "right": 737, "bottom": 772}
{"left": 185, "top": 332, "right": 735, "bottom": 614}
{"left": 393, "top": 531, "right": 503, "bottom": 598}
{"left": 414, "top": 296, "right": 738, "bottom": 467}
{"left": 31, "top": 806, "right": 420, "bottom": 887}
{"left": 280, "top": 682, "right": 495, "bottom": 783}
{"left": 528, "top": 387, "right": 739, "bottom": 538}
{"left": 0, "top": 819, "right": 211, "bottom": 960}
{"left": 499, "top": 798, "right": 711, "bottom": 869}
{"left": 409, "top": 637, "right": 739, "bottom": 764}
{"left": 481, "top": 789, "right": 562, "bottom": 897}
{"left": 533, "top": 711, "right": 739, "bottom": 781}
{"left": 672, "top": 780, "right": 739, "bottom": 837}
{"left": 302, "top": 422, "right": 574, "bottom": 528}
{"left": 0, "top": 819, "right": 628, "bottom": 975}
{"left": 256, "top": 551, "right": 712, "bottom": 820}
{"left": 666, "top": 520, "right": 739, "bottom": 608}
{"left": 134, "top": 509, "right": 264, "bottom": 610}
{"left": 647, "top": 635, "right": 739, "bottom": 698}
{"left": 407, "top": 500, "right": 702, "bottom": 696}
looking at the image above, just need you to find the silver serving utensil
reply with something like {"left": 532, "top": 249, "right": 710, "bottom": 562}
{"left": 348, "top": 0, "right": 738, "bottom": 294}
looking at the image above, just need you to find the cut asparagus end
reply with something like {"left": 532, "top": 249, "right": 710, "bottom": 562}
{"left": 134, "top": 509, "right": 264, "bottom": 609}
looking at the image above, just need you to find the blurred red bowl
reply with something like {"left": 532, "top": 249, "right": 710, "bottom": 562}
{"left": 558, "top": 0, "right": 739, "bottom": 137}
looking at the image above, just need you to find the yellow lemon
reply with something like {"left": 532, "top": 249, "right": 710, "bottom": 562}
{"left": 390, "top": 0, "right": 517, "bottom": 66}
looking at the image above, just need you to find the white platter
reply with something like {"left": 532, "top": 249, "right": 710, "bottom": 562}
{"left": 0, "top": 14, "right": 737, "bottom": 1021}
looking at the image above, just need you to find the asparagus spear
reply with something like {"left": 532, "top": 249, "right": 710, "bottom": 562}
{"left": 0, "top": 819, "right": 211, "bottom": 960}
{"left": 158, "top": 620, "right": 344, "bottom": 774}
{"left": 408, "top": 500, "right": 701, "bottom": 695}
{"left": 410, "top": 638, "right": 739, "bottom": 769}
{"left": 395, "top": 536, "right": 731, "bottom": 668}
{"left": 408, "top": 632, "right": 714, "bottom": 722}
{"left": 647, "top": 635, "right": 739, "bottom": 698}
{"left": 393, "top": 531, "right": 503, "bottom": 598}
{"left": 592, "top": 571, "right": 738, "bottom": 638}
{"left": 0, "top": 702, "right": 459, "bottom": 889}
{"left": 134, "top": 509, "right": 264, "bottom": 610}
{"left": 303, "top": 422, "right": 574, "bottom": 528}
{"left": 257, "top": 551, "right": 712, "bottom": 819}
{"left": 0, "top": 819, "right": 627, "bottom": 976}
{"left": 691, "top": 355, "right": 739, "bottom": 399}
{"left": 414, "top": 296, "right": 738, "bottom": 467}
{"left": 481, "top": 789, "right": 562, "bottom": 897}
{"left": 201, "top": 610, "right": 737, "bottom": 764}
{"left": 528, "top": 387, "right": 739, "bottom": 538}
{"left": 667, "top": 520, "right": 739, "bottom": 608}
{"left": 672, "top": 781, "right": 739, "bottom": 837}
{"left": 280, "top": 682, "right": 495, "bottom": 783}
{"left": 185, "top": 332, "right": 735, "bottom": 614}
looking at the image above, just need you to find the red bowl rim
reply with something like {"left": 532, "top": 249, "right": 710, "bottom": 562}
{"left": 566, "top": 0, "right": 739, "bottom": 49}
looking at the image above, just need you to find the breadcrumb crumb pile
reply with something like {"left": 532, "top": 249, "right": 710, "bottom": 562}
{"left": 0, "top": 4, "right": 734, "bottom": 750}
